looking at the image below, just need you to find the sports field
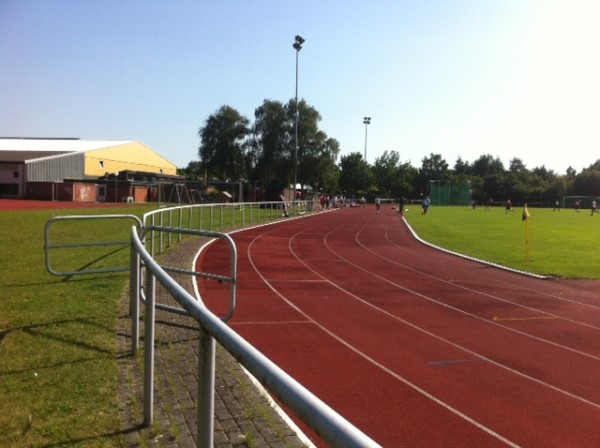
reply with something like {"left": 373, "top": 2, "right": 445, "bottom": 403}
{"left": 402, "top": 202, "right": 600, "bottom": 279}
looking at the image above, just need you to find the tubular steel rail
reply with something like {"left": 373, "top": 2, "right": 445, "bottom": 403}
{"left": 130, "top": 225, "right": 381, "bottom": 448}
{"left": 142, "top": 200, "right": 315, "bottom": 256}
{"left": 129, "top": 225, "right": 238, "bottom": 355}
{"left": 45, "top": 214, "right": 142, "bottom": 276}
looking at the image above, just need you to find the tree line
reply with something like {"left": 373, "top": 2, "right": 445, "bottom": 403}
{"left": 180, "top": 99, "right": 600, "bottom": 205}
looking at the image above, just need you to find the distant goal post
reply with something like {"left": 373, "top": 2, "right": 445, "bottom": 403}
{"left": 429, "top": 180, "right": 472, "bottom": 206}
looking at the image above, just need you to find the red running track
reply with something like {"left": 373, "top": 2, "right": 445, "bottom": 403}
{"left": 197, "top": 206, "right": 600, "bottom": 447}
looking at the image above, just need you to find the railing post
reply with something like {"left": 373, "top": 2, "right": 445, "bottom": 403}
{"left": 178, "top": 207, "right": 183, "bottom": 242}
{"left": 159, "top": 211, "right": 164, "bottom": 254}
{"left": 130, "top": 241, "right": 140, "bottom": 354}
{"left": 197, "top": 327, "right": 216, "bottom": 448}
{"left": 143, "top": 267, "right": 156, "bottom": 427}
{"left": 168, "top": 209, "right": 173, "bottom": 246}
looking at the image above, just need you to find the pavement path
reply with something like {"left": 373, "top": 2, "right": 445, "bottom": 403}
{"left": 116, "top": 236, "right": 308, "bottom": 448}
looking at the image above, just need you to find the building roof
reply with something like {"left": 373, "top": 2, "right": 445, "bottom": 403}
{"left": 0, "top": 138, "right": 134, "bottom": 163}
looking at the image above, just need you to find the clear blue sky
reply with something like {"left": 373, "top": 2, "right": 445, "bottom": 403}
{"left": 2, "top": 0, "right": 599, "bottom": 174}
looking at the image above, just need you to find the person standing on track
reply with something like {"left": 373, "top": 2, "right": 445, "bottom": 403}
{"left": 375, "top": 195, "right": 381, "bottom": 213}
{"left": 279, "top": 190, "right": 289, "bottom": 217}
{"left": 398, "top": 196, "right": 406, "bottom": 215}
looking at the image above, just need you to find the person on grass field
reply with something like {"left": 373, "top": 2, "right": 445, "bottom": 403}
{"left": 421, "top": 196, "right": 430, "bottom": 215}
{"left": 591, "top": 199, "right": 599, "bottom": 216}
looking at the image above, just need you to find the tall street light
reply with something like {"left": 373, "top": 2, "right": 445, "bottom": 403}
{"left": 293, "top": 34, "right": 305, "bottom": 197}
{"left": 363, "top": 117, "right": 371, "bottom": 162}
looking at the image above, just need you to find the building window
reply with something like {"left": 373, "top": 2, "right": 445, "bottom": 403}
{"left": 99, "top": 161, "right": 104, "bottom": 170}
{"left": 13, "top": 171, "right": 19, "bottom": 178}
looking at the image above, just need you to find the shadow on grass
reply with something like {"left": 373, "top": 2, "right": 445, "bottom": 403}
{"left": 0, "top": 317, "right": 116, "bottom": 375}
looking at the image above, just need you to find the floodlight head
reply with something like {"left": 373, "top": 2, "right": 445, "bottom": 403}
{"left": 295, "top": 35, "right": 305, "bottom": 44}
{"left": 293, "top": 42, "right": 302, "bottom": 51}
{"left": 363, "top": 117, "right": 371, "bottom": 124}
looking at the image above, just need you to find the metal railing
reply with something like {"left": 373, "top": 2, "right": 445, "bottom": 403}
{"left": 43, "top": 201, "right": 379, "bottom": 447}
{"left": 143, "top": 200, "right": 316, "bottom": 256}
{"left": 130, "top": 225, "right": 380, "bottom": 447}
{"left": 45, "top": 214, "right": 142, "bottom": 276}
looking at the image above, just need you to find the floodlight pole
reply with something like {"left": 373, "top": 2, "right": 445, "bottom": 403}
{"left": 363, "top": 117, "right": 371, "bottom": 162}
{"left": 293, "top": 35, "right": 304, "bottom": 197}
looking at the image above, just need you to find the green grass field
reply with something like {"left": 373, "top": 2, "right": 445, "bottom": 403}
{"left": 1, "top": 202, "right": 598, "bottom": 447}
{"left": 403, "top": 204, "right": 600, "bottom": 279}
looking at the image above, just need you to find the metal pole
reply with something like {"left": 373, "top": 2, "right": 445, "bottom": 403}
{"left": 143, "top": 268, "right": 156, "bottom": 426}
{"left": 363, "top": 117, "right": 371, "bottom": 162}
{"left": 130, "top": 240, "right": 140, "bottom": 354}
{"left": 364, "top": 122, "right": 368, "bottom": 161}
{"left": 197, "top": 328, "right": 216, "bottom": 448}
{"left": 294, "top": 46, "right": 299, "bottom": 197}
{"left": 293, "top": 35, "right": 304, "bottom": 201}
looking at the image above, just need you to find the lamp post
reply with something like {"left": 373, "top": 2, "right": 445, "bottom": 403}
{"left": 293, "top": 34, "right": 304, "bottom": 197}
{"left": 363, "top": 117, "right": 371, "bottom": 162}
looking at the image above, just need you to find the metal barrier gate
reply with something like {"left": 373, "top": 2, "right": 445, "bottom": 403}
{"left": 45, "top": 214, "right": 143, "bottom": 276}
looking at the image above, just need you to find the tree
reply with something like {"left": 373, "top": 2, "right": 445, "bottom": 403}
{"left": 179, "top": 160, "right": 203, "bottom": 180}
{"left": 470, "top": 154, "right": 506, "bottom": 200}
{"left": 566, "top": 166, "right": 577, "bottom": 180}
{"left": 312, "top": 139, "right": 340, "bottom": 194}
{"left": 372, "top": 150, "right": 416, "bottom": 199}
{"left": 584, "top": 160, "right": 600, "bottom": 172}
{"left": 418, "top": 153, "right": 449, "bottom": 195}
{"left": 572, "top": 170, "right": 600, "bottom": 196}
{"left": 339, "top": 152, "right": 371, "bottom": 197}
{"left": 306, "top": 136, "right": 340, "bottom": 195}
{"left": 453, "top": 157, "right": 472, "bottom": 177}
{"left": 198, "top": 105, "right": 250, "bottom": 181}
{"left": 471, "top": 154, "right": 504, "bottom": 177}
{"left": 508, "top": 157, "right": 527, "bottom": 173}
{"left": 286, "top": 99, "right": 339, "bottom": 193}
{"left": 249, "top": 100, "right": 288, "bottom": 187}
{"left": 505, "top": 158, "right": 533, "bottom": 203}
